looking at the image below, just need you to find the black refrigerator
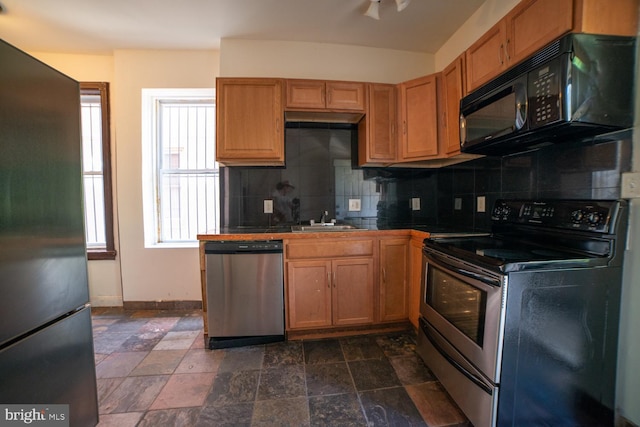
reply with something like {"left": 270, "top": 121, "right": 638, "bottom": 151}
{"left": 0, "top": 40, "right": 99, "bottom": 426}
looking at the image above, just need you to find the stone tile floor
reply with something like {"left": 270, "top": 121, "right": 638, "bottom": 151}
{"left": 92, "top": 308, "right": 469, "bottom": 426}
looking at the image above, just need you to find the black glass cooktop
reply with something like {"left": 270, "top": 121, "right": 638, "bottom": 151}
{"left": 424, "top": 235, "right": 608, "bottom": 272}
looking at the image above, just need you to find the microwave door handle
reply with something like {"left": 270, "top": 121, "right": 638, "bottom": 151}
{"left": 423, "top": 323, "right": 493, "bottom": 395}
{"left": 426, "top": 251, "right": 501, "bottom": 287}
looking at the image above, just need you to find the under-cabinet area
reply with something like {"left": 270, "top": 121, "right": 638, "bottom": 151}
{"left": 198, "top": 230, "right": 427, "bottom": 340}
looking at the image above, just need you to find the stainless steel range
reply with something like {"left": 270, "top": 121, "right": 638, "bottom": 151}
{"left": 417, "top": 199, "right": 628, "bottom": 427}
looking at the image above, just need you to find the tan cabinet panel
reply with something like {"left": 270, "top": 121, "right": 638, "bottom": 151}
{"left": 287, "top": 260, "right": 332, "bottom": 329}
{"left": 358, "top": 83, "right": 397, "bottom": 166}
{"left": 285, "top": 79, "right": 326, "bottom": 109}
{"left": 379, "top": 238, "right": 410, "bottom": 322}
{"left": 398, "top": 74, "right": 439, "bottom": 160}
{"left": 216, "top": 78, "right": 284, "bottom": 165}
{"left": 333, "top": 258, "right": 375, "bottom": 325}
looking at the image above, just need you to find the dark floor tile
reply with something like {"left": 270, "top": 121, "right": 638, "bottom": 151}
{"left": 105, "top": 318, "right": 148, "bottom": 334}
{"left": 257, "top": 365, "right": 306, "bottom": 400}
{"left": 309, "top": 393, "right": 367, "bottom": 426}
{"left": 205, "top": 370, "right": 259, "bottom": 406}
{"left": 406, "top": 382, "right": 470, "bottom": 427}
{"left": 93, "top": 332, "right": 132, "bottom": 354}
{"left": 263, "top": 340, "right": 304, "bottom": 367}
{"left": 303, "top": 339, "right": 344, "bottom": 364}
{"left": 389, "top": 354, "right": 436, "bottom": 385}
{"left": 305, "top": 362, "right": 355, "bottom": 396}
{"left": 349, "top": 358, "right": 402, "bottom": 391}
{"left": 360, "top": 387, "right": 427, "bottom": 426}
{"left": 252, "top": 397, "right": 310, "bottom": 426}
{"left": 340, "top": 335, "right": 385, "bottom": 361}
{"left": 196, "top": 403, "right": 254, "bottom": 427}
{"left": 100, "top": 375, "right": 169, "bottom": 414}
{"left": 172, "top": 315, "right": 204, "bottom": 331}
{"left": 375, "top": 333, "right": 417, "bottom": 357}
{"left": 138, "top": 407, "right": 202, "bottom": 427}
{"left": 217, "top": 345, "right": 264, "bottom": 373}
{"left": 118, "top": 331, "right": 165, "bottom": 352}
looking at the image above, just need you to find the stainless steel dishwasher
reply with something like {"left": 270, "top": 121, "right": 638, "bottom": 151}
{"left": 205, "top": 240, "right": 284, "bottom": 349}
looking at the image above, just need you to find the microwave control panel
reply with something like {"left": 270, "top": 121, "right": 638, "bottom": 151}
{"left": 528, "top": 60, "right": 561, "bottom": 127}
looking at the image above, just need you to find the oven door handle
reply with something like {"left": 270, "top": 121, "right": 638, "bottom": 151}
{"left": 422, "top": 321, "right": 494, "bottom": 395}
{"left": 425, "top": 251, "right": 502, "bottom": 287}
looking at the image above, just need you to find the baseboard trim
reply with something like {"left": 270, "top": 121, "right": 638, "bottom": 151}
{"left": 122, "top": 300, "right": 203, "bottom": 310}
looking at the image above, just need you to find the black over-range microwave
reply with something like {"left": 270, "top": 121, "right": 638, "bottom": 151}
{"left": 459, "top": 33, "right": 636, "bottom": 156}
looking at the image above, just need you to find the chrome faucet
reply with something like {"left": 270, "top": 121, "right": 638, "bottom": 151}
{"left": 319, "top": 210, "right": 328, "bottom": 224}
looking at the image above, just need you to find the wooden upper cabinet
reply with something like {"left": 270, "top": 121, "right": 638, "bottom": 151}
{"left": 441, "top": 55, "right": 465, "bottom": 155}
{"left": 465, "top": 0, "right": 638, "bottom": 93}
{"left": 465, "top": 20, "right": 508, "bottom": 93}
{"left": 358, "top": 83, "right": 397, "bottom": 166}
{"left": 286, "top": 79, "right": 365, "bottom": 112}
{"left": 285, "top": 79, "right": 325, "bottom": 109}
{"left": 506, "top": 0, "right": 573, "bottom": 67}
{"left": 216, "top": 78, "right": 284, "bottom": 166}
{"left": 398, "top": 74, "right": 439, "bottom": 161}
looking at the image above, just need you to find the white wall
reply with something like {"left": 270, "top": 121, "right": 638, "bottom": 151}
{"left": 113, "top": 50, "right": 219, "bottom": 302}
{"left": 220, "top": 39, "right": 432, "bottom": 83}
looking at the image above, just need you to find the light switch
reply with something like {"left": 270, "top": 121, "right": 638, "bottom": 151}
{"left": 477, "top": 196, "right": 486, "bottom": 213}
{"left": 454, "top": 198, "right": 462, "bottom": 210}
{"left": 411, "top": 198, "right": 420, "bottom": 211}
{"left": 348, "top": 198, "right": 361, "bottom": 211}
{"left": 264, "top": 199, "right": 273, "bottom": 214}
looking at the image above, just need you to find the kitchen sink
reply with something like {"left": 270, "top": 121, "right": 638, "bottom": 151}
{"left": 291, "top": 224, "right": 361, "bottom": 232}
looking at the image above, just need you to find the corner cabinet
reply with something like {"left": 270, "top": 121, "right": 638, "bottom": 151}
{"left": 358, "top": 83, "right": 397, "bottom": 166}
{"left": 215, "top": 78, "right": 285, "bottom": 166}
{"left": 398, "top": 74, "right": 439, "bottom": 161}
{"left": 378, "top": 237, "right": 410, "bottom": 322}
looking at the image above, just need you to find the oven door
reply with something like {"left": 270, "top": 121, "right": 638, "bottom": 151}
{"left": 420, "top": 247, "right": 507, "bottom": 383}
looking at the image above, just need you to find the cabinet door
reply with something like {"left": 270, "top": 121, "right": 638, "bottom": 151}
{"left": 326, "top": 82, "right": 366, "bottom": 111}
{"left": 441, "top": 56, "right": 465, "bottom": 155}
{"left": 332, "top": 258, "right": 374, "bottom": 326}
{"left": 379, "top": 238, "right": 409, "bottom": 322}
{"left": 358, "top": 83, "right": 397, "bottom": 165}
{"left": 216, "top": 78, "right": 284, "bottom": 165}
{"left": 285, "top": 79, "right": 326, "bottom": 109}
{"left": 408, "top": 236, "right": 424, "bottom": 329}
{"left": 465, "top": 20, "right": 507, "bottom": 93}
{"left": 398, "top": 74, "right": 439, "bottom": 160}
{"left": 506, "top": 0, "right": 573, "bottom": 66}
{"left": 287, "top": 260, "right": 332, "bottom": 329}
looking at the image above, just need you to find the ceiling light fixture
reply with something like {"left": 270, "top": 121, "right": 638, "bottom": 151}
{"left": 364, "top": 0, "right": 411, "bottom": 20}
{"left": 395, "top": 0, "right": 411, "bottom": 12}
{"left": 364, "top": 0, "right": 380, "bottom": 20}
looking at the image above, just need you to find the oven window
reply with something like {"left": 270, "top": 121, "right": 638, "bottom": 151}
{"left": 426, "top": 265, "right": 487, "bottom": 346}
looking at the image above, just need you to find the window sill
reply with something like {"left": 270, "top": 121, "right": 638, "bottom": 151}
{"left": 88, "top": 250, "right": 117, "bottom": 261}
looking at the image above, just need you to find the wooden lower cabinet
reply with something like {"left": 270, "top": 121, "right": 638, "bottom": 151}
{"left": 286, "top": 257, "right": 374, "bottom": 330}
{"left": 378, "top": 238, "right": 410, "bottom": 322}
{"left": 408, "top": 235, "right": 425, "bottom": 329}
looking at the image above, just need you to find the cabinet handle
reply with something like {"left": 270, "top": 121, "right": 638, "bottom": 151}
{"left": 504, "top": 39, "right": 511, "bottom": 62}
{"left": 382, "top": 267, "right": 386, "bottom": 282}
{"left": 333, "top": 272, "right": 336, "bottom": 288}
{"left": 276, "top": 118, "right": 280, "bottom": 134}
{"left": 498, "top": 44, "right": 504, "bottom": 65}
{"left": 403, "top": 121, "right": 407, "bottom": 135}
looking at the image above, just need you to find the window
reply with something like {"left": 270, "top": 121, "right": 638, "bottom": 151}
{"left": 142, "top": 89, "right": 218, "bottom": 246}
{"left": 80, "top": 82, "right": 116, "bottom": 260}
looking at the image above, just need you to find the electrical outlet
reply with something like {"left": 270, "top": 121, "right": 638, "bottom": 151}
{"left": 264, "top": 199, "right": 273, "bottom": 214}
{"left": 348, "top": 198, "right": 361, "bottom": 211}
{"left": 477, "top": 196, "right": 486, "bottom": 213}
{"left": 454, "top": 198, "right": 462, "bottom": 210}
{"left": 411, "top": 198, "right": 420, "bottom": 211}
{"left": 622, "top": 172, "right": 640, "bottom": 198}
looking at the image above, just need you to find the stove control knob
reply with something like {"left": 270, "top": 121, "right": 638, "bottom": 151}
{"left": 588, "top": 212, "right": 601, "bottom": 225}
{"left": 571, "top": 210, "right": 584, "bottom": 223}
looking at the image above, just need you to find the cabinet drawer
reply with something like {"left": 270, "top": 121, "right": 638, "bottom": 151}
{"left": 285, "top": 239, "right": 374, "bottom": 259}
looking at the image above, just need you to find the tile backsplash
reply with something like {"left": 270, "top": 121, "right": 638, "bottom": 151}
{"left": 221, "top": 126, "right": 632, "bottom": 232}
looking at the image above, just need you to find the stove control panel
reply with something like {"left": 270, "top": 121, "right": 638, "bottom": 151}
{"left": 491, "top": 199, "right": 621, "bottom": 233}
